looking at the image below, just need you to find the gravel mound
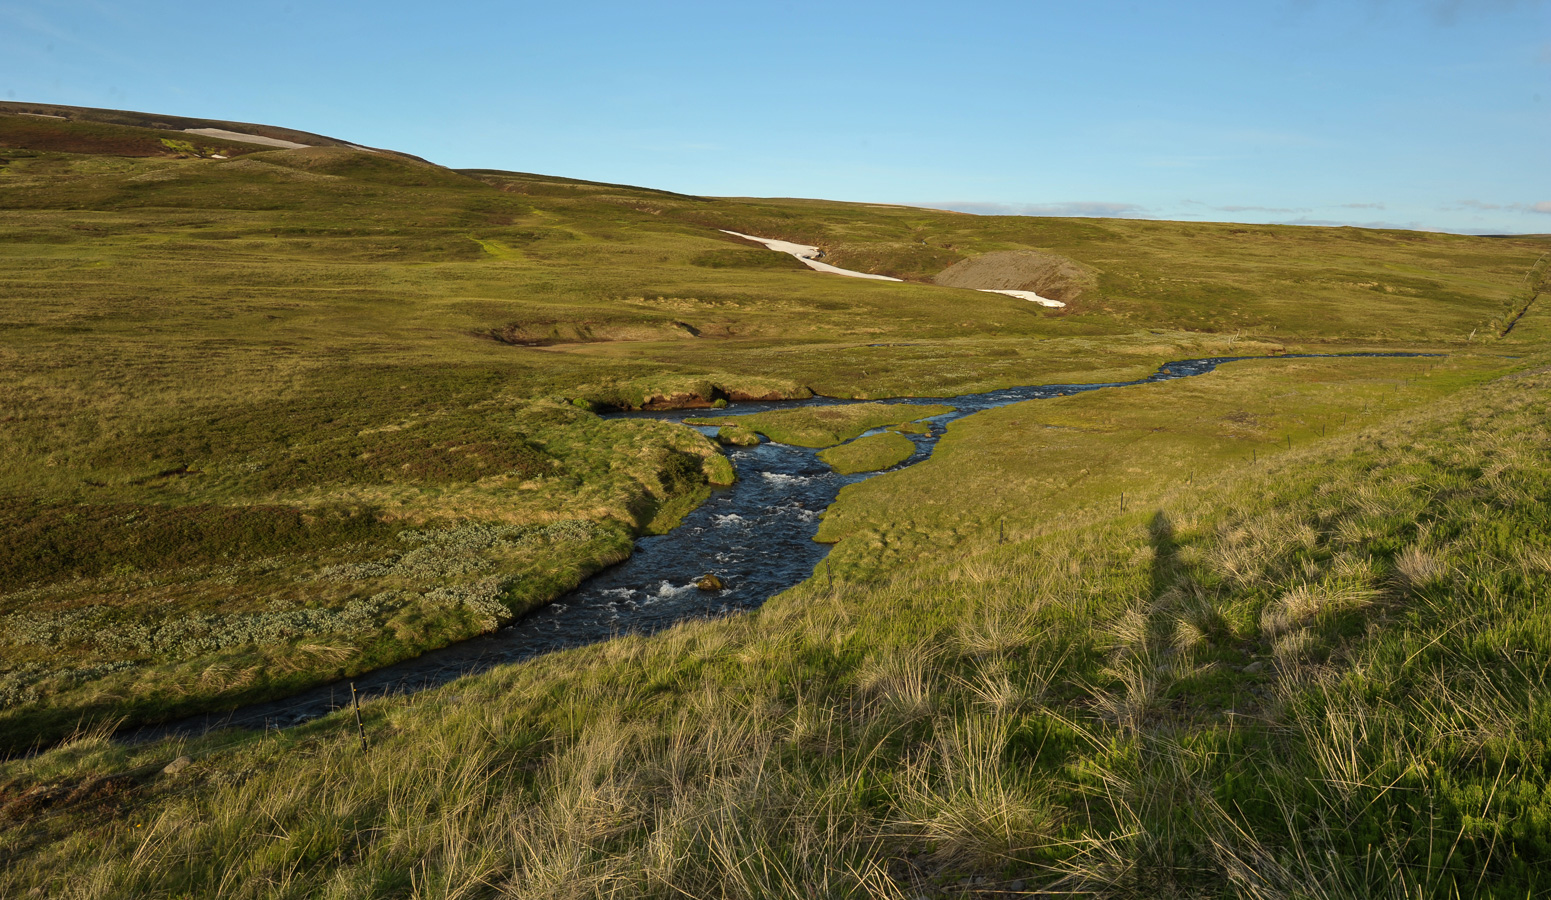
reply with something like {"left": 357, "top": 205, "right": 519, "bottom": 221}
{"left": 932, "top": 250, "right": 1098, "bottom": 303}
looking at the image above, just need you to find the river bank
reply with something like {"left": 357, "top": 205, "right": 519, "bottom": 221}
{"left": 113, "top": 352, "right": 1435, "bottom": 746}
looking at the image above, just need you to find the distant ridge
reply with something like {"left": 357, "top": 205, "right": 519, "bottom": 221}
{"left": 0, "top": 101, "right": 356, "bottom": 149}
{"left": 459, "top": 168, "right": 708, "bottom": 201}
{"left": 0, "top": 101, "right": 445, "bottom": 166}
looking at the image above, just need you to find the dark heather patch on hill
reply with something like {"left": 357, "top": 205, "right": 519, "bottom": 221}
{"left": 689, "top": 248, "right": 809, "bottom": 270}
{"left": 933, "top": 248, "right": 1100, "bottom": 303}
{"left": 250, "top": 427, "right": 556, "bottom": 492}
{"left": 0, "top": 502, "right": 391, "bottom": 589}
{"left": 252, "top": 432, "right": 556, "bottom": 492}
{"left": 0, "top": 115, "right": 269, "bottom": 159}
{"left": 0, "top": 102, "right": 355, "bottom": 149}
{"left": 87, "top": 404, "right": 557, "bottom": 493}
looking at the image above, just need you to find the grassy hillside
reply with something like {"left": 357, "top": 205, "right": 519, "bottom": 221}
{"left": 0, "top": 110, "right": 1547, "bottom": 779}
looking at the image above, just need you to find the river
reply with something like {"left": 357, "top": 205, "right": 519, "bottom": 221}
{"left": 122, "top": 352, "right": 1427, "bottom": 742}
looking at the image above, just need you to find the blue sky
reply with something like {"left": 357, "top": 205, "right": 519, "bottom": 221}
{"left": 3, "top": 0, "right": 1548, "bottom": 233}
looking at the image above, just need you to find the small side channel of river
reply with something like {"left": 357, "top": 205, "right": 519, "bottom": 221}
{"left": 126, "top": 353, "right": 1427, "bottom": 741}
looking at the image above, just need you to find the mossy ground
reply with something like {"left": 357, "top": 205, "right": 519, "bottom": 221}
{"left": 817, "top": 431, "right": 919, "bottom": 474}
{"left": 715, "top": 424, "right": 761, "bottom": 446}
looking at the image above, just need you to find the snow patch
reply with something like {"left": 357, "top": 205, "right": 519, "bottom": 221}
{"left": 720, "top": 230, "right": 903, "bottom": 282}
{"left": 183, "top": 128, "right": 310, "bottom": 150}
{"left": 979, "top": 288, "right": 1066, "bottom": 308}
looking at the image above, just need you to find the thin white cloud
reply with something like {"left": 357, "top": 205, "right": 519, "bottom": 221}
{"left": 1186, "top": 199, "right": 1366, "bottom": 214}
{"left": 924, "top": 201, "right": 1147, "bottom": 218}
{"left": 1214, "top": 204, "right": 1312, "bottom": 214}
{"left": 919, "top": 198, "right": 1547, "bottom": 232}
{"left": 1281, "top": 216, "right": 1440, "bottom": 231}
{"left": 1452, "top": 200, "right": 1551, "bottom": 213}
{"left": 1427, "top": 0, "right": 1549, "bottom": 26}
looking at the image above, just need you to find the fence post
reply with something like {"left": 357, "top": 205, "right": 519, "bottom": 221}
{"left": 351, "top": 682, "right": 368, "bottom": 752}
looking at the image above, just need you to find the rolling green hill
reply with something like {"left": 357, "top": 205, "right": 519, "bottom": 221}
{"left": 1, "top": 108, "right": 1549, "bottom": 896}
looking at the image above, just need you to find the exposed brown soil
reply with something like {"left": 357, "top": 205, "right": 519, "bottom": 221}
{"left": 487, "top": 319, "right": 699, "bottom": 347}
{"left": 640, "top": 392, "right": 716, "bottom": 410}
{"left": 0, "top": 774, "right": 140, "bottom": 822}
{"left": 725, "top": 389, "right": 794, "bottom": 402}
{"left": 932, "top": 249, "right": 1099, "bottom": 303}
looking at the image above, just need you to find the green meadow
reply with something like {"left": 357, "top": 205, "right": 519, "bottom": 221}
{"left": 2, "top": 108, "right": 1550, "bottom": 895}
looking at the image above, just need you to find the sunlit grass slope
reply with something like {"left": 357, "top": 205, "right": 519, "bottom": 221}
{"left": 815, "top": 352, "right": 1517, "bottom": 573}
{"left": 5, "top": 345, "right": 1550, "bottom": 896}
{"left": 0, "top": 116, "right": 1545, "bottom": 748}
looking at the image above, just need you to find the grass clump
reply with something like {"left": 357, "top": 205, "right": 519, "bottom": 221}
{"left": 817, "top": 431, "right": 917, "bottom": 474}
{"left": 716, "top": 424, "right": 761, "bottom": 446}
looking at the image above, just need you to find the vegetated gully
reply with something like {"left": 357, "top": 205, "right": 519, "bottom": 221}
{"left": 130, "top": 353, "right": 1428, "bottom": 742}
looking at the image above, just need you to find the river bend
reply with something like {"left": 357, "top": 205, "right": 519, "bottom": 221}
{"left": 124, "top": 352, "right": 1426, "bottom": 741}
